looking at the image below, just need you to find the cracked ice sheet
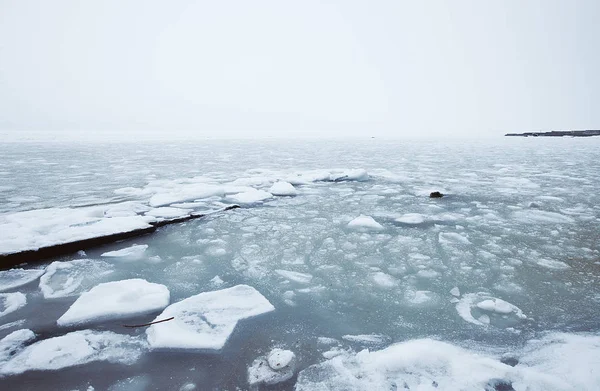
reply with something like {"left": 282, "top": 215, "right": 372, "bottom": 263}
{"left": 146, "top": 285, "right": 274, "bottom": 351}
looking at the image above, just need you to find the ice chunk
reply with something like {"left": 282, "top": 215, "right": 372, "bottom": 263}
{"left": 0, "top": 319, "right": 26, "bottom": 331}
{"left": 268, "top": 349, "right": 296, "bottom": 370}
{"left": 101, "top": 244, "right": 149, "bottom": 260}
{"left": 269, "top": 181, "right": 298, "bottom": 196}
{"left": 450, "top": 287, "right": 461, "bottom": 297}
{"left": 395, "top": 213, "right": 426, "bottom": 225}
{"left": 439, "top": 232, "right": 471, "bottom": 245}
{"left": 0, "top": 330, "right": 146, "bottom": 375}
{"left": 535, "top": 258, "right": 570, "bottom": 269}
{"left": 329, "top": 169, "right": 369, "bottom": 182}
{"left": 371, "top": 272, "right": 396, "bottom": 288}
{"left": 248, "top": 348, "right": 296, "bottom": 386}
{"left": 275, "top": 269, "right": 313, "bottom": 284}
{"left": 146, "top": 285, "right": 275, "bottom": 350}
{"left": 477, "top": 298, "right": 515, "bottom": 314}
{"left": 108, "top": 376, "right": 151, "bottom": 391}
{"left": 347, "top": 215, "right": 384, "bottom": 231}
{"left": 145, "top": 207, "right": 192, "bottom": 219}
{"left": 456, "top": 293, "right": 527, "bottom": 326}
{"left": 227, "top": 189, "right": 272, "bottom": 204}
{"left": 0, "top": 293, "right": 27, "bottom": 318}
{"left": 0, "top": 329, "right": 35, "bottom": 362}
{"left": 210, "top": 275, "right": 224, "bottom": 286}
{"left": 57, "top": 279, "right": 170, "bottom": 327}
{"left": 39, "top": 259, "right": 115, "bottom": 299}
{"left": 0, "top": 268, "right": 45, "bottom": 292}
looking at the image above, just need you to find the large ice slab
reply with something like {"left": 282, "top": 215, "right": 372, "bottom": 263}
{"left": 57, "top": 279, "right": 170, "bottom": 327}
{"left": 227, "top": 189, "right": 272, "bottom": 204}
{"left": 0, "top": 330, "right": 147, "bottom": 375}
{"left": 296, "top": 333, "right": 600, "bottom": 391}
{"left": 268, "top": 181, "right": 298, "bottom": 196}
{"left": 0, "top": 268, "right": 45, "bottom": 292}
{"left": 146, "top": 285, "right": 275, "bottom": 350}
{"left": 0, "top": 293, "right": 27, "bottom": 318}
{"left": 0, "top": 207, "right": 154, "bottom": 255}
{"left": 40, "top": 259, "right": 115, "bottom": 299}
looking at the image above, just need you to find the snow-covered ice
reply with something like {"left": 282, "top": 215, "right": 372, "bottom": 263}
{"left": 395, "top": 213, "right": 426, "bottom": 224}
{"left": 275, "top": 269, "right": 313, "bottom": 284}
{"left": 347, "top": 215, "right": 384, "bottom": 230}
{"left": 0, "top": 268, "right": 45, "bottom": 292}
{"left": 146, "top": 285, "right": 275, "bottom": 350}
{"left": 269, "top": 181, "right": 298, "bottom": 196}
{"left": 101, "top": 244, "right": 149, "bottom": 259}
{"left": 0, "top": 293, "right": 26, "bottom": 318}
{"left": 248, "top": 348, "right": 296, "bottom": 386}
{"left": 0, "top": 330, "right": 146, "bottom": 375}
{"left": 57, "top": 279, "right": 170, "bottom": 326}
{"left": 227, "top": 189, "right": 272, "bottom": 204}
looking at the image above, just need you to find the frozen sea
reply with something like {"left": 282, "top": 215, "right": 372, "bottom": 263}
{"left": 0, "top": 138, "right": 599, "bottom": 390}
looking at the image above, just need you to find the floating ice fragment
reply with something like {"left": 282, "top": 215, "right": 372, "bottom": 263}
{"left": 146, "top": 285, "right": 274, "bottom": 350}
{"left": 0, "top": 293, "right": 26, "bottom": 318}
{"left": 275, "top": 270, "right": 313, "bottom": 284}
{"left": 0, "top": 329, "right": 35, "bottom": 363}
{"left": 248, "top": 349, "right": 296, "bottom": 386}
{"left": 347, "top": 215, "right": 384, "bottom": 231}
{"left": 101, "top": 244, "right": 148, "bottom": 259}
{"left": 342, "top": 334, "right": 390, "bottom": 345}
{"left": 0, "top": 268, "right": 45, "bottom": 292}
{"left": 371, "top": 272, "right": 396, "bottom": 288}
{"left": 456, "top": 293, "right": 526, "bottom": 327}
{"left": 57, "top": 279, "right": 170, "bottom": 327}
{"left": 145, "top": 207, "right": 192, "bottom": 219}
{"left": 450, "top": 287, "right": 461, "bottom": 297}
{"left": 269, "top": 181, "right": 298, "bottom": 196}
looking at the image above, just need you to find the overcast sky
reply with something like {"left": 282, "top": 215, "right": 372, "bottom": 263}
{"left": 0, "top": 0, "right": 598, "bottom": 140}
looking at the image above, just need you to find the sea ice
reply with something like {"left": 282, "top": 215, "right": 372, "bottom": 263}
{"left": 296, "top": 334, "right": 600, "bottom": 391}
{"left": 0, "top": 268, "right": 45, "bottom": 292}
{"left": 456, "top": 293, "right": 527, "bottom": 326}
{"left": 269, "top": 181, "right": 298, "bottom": 196}
{"left": 0, "top": 207, "right": 154, "bottom": 255}
{"left": 395, "top": 213, "right": 426, "bottom": 225}
{"left": 275, "top": 269, "right": 313, "bottom": 284}
{"left": 146, "top": 285, "right": 275, "bottom": 350}
{"left": 101, "top": 244, "right": 149, "bottom": 259}
{"left": 342, "top": 334, "right": 390, "bottom": 346}
{"left": 0, "top": 329, "right": 35, "bottom": 362}
{"left": 227, "top": 189, "right": 272, "bottom": 204}
{"left": 0, "top": 293, "right": 26, "bottom": 318}
{"left": 39, "top": 259, "right": 115, "bottom": 299}
{"left": 248, "top": 349, "right": 296, "bottom": 386}
{"left": 0, "top": 330, "right": 147, "bottom": 375}
{"left": 57, "top": 279, "right": 170, "bottom": 327}
{"left": 144, "top": 207, "right": 192, "bottom": 219}
{"left": 347, "top": 215, "right": 384, "bottom": 231}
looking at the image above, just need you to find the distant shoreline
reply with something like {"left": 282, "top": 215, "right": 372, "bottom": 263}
{"left": 505, "top": 130, "right": 600, "bottom": 137}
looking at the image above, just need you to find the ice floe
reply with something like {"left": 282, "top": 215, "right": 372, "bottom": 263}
{"left": 0, "top": 329, "right": 35, "bottom": 362}
{"left": 57, "top": 279, "right": 170, "bottom": 327}
{"left": 39, "top": 259, "right": 115, "bottom": 299}
{"left": 144, "top": 207, "right": 192, "bottom": 219}
{"left": 146, "top": 285, "right": 274, "bottom": 350}
{"left": 395, "top": 213, "right": 426, "bottom": 225}
{"left": 227, "top": 189, "right": 272, "bottom": 204}
{"left": 0, "top": 330, "right": 146, "bottom": 375}
{"left": 0, "top": 268, "right": 45, "bottom": 292}
{"left": 275, "top": 269, "right": 313, "bottom": 284}
{"left": 456, "top": 293, "right": 527, "bottom": 327}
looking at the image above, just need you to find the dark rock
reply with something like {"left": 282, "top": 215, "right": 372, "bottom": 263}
{"left": 485, "top": 379, "right": 515, "bottom": 391}
{"left": 429, "top": 191, "right": 444, "bottom": 198}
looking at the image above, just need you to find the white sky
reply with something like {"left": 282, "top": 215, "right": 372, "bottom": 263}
{"left": 0, "top": 0, "right": 598, "bottom": 140}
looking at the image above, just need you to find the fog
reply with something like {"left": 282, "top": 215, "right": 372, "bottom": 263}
{"left": 1, "top": 0, "right": 598, "bottom": 140}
